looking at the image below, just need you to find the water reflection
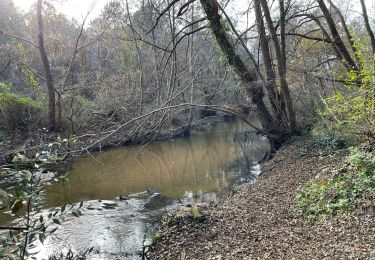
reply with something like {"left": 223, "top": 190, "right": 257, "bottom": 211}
{"left": 44, "top": 120, "right": 269, "bottom": 208}
{"left": 5, "top": 119, "right": 270, "bottom": 259}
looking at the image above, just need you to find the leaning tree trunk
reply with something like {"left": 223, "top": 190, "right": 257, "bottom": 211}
{"left": 359, "top": 0, "right": 375, "bottom": 55}
{"left": 328, "top": 0, "right": 361, "bottom": 65}
{"left": 37, "top": 0, "right": 56, "bottom": 131}
{"left": 200, "top": 0, "right": 283, "bottom": 150}
{"left": 316, "top": 0, "right": 359, "bottom": 72}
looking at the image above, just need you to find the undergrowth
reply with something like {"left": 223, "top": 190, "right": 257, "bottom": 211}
{"left": 311, "top": 119, "right": 353, "bottom": 149}
{"left": 298, "top": 42, "right": 375, "bottom": 222}
{"left": 296, "top": 148, "right": 375, "bottom": 222}
{"left": 0, "top": 138, "right": 90, "bottom": 259}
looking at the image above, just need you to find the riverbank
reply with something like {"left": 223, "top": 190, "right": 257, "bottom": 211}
{"left": 149, "top": 134, "right": 375, "bottom": 259}
{"left": 0, "top": 114, "right": 238, "bottom": 166}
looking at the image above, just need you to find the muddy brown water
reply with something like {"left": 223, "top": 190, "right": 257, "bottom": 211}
{"left": 1, "top": 119, "right": 269, "bottom": 259}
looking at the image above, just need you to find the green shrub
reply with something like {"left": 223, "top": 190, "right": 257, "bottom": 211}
{"left": 0, "top": 145, "right": 87, "bottom": 259}
{"left": 322, "top": 84, "right": 374, "bottom": 135}
{"left": 0, "top": 82, "right": 41, "bottom": 131}
{"left": 313, "top": 41, "right": 374, "bottom": 148}
{"left": 311, "top": 119, "right": 353, "bottom": 149}
{"left": 296, "top": 149, "right": 375, "bottom": 222}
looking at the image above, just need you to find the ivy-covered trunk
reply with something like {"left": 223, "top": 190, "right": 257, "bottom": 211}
{"left": 199, "top": 0, "right": 287, "bottom": 151}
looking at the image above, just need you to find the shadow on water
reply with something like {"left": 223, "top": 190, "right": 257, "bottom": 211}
{"left": 3, "top": 118, "right": 270, "bottom": 259}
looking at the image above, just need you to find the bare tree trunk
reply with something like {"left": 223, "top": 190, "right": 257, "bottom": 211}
{"left": 57, "top": 12, "right": 90, "bottom": 128}
{"left": 150, "top": 29, "right": 161, "bottom": 106}
{"left": 57, "top": 92, "right": 62, "bottom": 127}
{"left": 316, "top": 0, "right": 359, "bottom": 72}
{"left": 254, "top": 0, "right": 285, "bottom": 127}
{"left": 259, "top": 0, "right": 297, "bottom": 133}
{"left": 279, "top": 0, "right": 287, "bottom": 72}
{"left": 360, "top": 0, "right": 375, "bottom": 54}
{"left": 125, "top": 0, "right": 144, "bottom": 115}
{"left": 37, "top": 0, "right": 55, "bottom": 131}
{"left": 186, "top": 3, "right": 195, "bottom": 135}
{"left": 199, "top": 0, "right": 275, "bottom": 136}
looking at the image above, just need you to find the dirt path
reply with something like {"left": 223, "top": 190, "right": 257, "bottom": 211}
{"left": 149, "top": 136, "right": 375, "bottom": 259}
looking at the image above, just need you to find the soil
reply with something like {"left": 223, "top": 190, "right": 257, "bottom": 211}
{"left": 149, "top": 135, "right": 375, "bottom": 259}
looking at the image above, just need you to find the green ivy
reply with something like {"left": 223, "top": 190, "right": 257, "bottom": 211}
{"left": 295, "top": 149, "right": 375, "bottom": 222}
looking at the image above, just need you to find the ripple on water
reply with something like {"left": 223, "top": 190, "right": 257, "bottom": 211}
{"left": 33, "top": 198, "right": 149, "bottom": 259}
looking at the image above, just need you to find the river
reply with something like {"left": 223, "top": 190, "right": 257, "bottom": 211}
{"left": 2, "top": 118, "right": 270, "bottom": 259}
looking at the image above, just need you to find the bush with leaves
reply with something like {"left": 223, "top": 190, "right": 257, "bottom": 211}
{"left": 311, "top": 118, "right": 353, "bottom": 149}
{"left": 314, "top": 42, "right": 374, "bottom": 146}
{"left": 0, "top": 140, "right": 89, "bottom": 259}
{"left": 296, "top": 148, "right": 375, "bottom": 222}
{"left": 0, "top": 82, "right": 41, "bottom": 131}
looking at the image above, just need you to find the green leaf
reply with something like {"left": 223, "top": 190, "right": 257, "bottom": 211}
{"left": 52, "top": 218, "right": 61, "bottom": 225}
{"left": 49, "top": 227, "right": 58, "bottom": 234}
{"left": 28, "top": 232, "right": 36, "bottom": 243}
{"left": 38, "top": 233, "right": 46, "bottom": 244}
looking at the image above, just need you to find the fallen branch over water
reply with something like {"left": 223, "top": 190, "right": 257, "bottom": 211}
{"left": 83, "top": 103, "right": 276, "bottom": 151}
